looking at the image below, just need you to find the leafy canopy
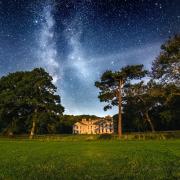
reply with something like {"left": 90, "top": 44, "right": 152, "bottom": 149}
{"left": 0, "top": 68, "right": 64, "bottom": 134}
{"left": 95, "top": 65, "right": 147, "bottom": 110}
{"left": 152, "top": 34, "right": 180, "bottom": 84}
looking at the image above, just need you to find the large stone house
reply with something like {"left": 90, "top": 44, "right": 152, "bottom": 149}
{"left": 73, "top": 116, "right": 114, "bottom": 134}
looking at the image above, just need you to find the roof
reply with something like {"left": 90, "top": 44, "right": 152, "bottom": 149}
{"left": 74, "top": 118, "right": 113, "bottom": 126}
{"left": 74, "top": 122, "right": 88, "bottom": 126}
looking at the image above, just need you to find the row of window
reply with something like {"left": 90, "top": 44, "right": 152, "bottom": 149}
{"left": 73, "top": 128, "right": 113, "bottom": 134}
{"left": 74, "top": 124, "right": 113, "bottom": 129}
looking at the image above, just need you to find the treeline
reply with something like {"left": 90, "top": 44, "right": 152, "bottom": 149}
{"left": 0, "top": 35, "right": 179, "bottom": 137}
{"left": 95, "top": 34, "right": 180, "bottom": 136}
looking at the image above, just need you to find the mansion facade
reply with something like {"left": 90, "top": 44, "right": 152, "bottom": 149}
{"left": 73, "top": 116, "right": 114, "bottom": 134}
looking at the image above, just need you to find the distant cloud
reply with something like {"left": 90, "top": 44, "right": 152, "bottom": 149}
{"left": 90, "top": 42, "right": 161, "bottom": 71}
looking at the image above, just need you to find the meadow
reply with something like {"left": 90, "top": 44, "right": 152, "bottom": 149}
{"left": 0, "top": 137, "right": 180, "bottom": 180}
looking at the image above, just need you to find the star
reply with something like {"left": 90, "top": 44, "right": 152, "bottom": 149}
{"left": 0, "top": 0, "right": 179, "bottom": 116}
{"left": 34, "top": 20, "right": 38, "bottom": 24}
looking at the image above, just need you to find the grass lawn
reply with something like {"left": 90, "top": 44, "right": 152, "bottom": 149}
{"left": 0, "top": 139, "right": 179, "bottom": 180}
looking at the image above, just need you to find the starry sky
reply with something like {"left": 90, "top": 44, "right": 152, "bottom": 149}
{"left": 0, "top": 0, "right": 180, "bottom": 116}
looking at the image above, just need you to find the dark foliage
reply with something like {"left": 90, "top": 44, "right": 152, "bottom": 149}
{"left": 0, "top": 68, "right": 64, "bottom": 136}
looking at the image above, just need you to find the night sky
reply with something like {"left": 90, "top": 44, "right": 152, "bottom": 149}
{"left": 0, "top": 0, "right": 180, "bottom": 116}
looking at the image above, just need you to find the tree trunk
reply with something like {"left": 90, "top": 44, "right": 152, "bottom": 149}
{"left": 145, "top": 112, "right": 155, "bottom": 132}
{"left": 29, "top": 120, "right": 36, "bottom": 139}
{"left": 29, "top": 109, "right": 37, "bottom": 139}
{"left": 118, "top": 79, "right": 123, "bottom": 138}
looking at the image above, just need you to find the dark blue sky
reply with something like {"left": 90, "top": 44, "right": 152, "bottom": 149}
{"left": 0, "top": 0, "right": 180, "bottom": 116}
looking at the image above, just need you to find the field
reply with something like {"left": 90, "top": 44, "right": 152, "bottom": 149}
{"left": 0, "top": 138, "right": 180, "bottom": 180}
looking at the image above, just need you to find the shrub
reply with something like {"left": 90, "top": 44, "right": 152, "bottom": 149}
{"left": 98, "top": 134, "right": 113, "bottom": 140}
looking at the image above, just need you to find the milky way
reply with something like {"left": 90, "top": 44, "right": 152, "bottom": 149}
{"left": 0, "top": 0, "right": 180, "bottom": 116}
{"left": 37, "top": 2, "right": 60, "bottom": 84}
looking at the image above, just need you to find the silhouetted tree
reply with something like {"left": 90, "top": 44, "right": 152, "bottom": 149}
{"left": 152, "top": 34, "right": 180, "bottom": 84}
{"left": 124, "top": 80, "right": 166, "bottom": 132}
{"left": 95, "top": 65, "right": 147, "bottom": 137}
{"left": 0, "top": 68, "right": 64, "bottom": 138}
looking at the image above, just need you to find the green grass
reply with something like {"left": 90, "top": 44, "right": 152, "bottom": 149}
{"left": 1, "top": 131, "right": 180, "bottom": 141}
{"left": 0, "top": 139, "right": 180, "bottom": 180}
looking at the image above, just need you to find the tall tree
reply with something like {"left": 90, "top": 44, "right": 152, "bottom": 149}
{"left": 152, "top": 34, "right": 180, "bottom": 84}
{"left": 151, "top": 35, "right": 180, "bottom": 130}
{"left": 0, "top": 68, "right": 64, "bottom": 138}
{"left": 95, "top": 65, "right": 147, "bottom": 138}
{"left": 124, "top": 80, "right": 165, "bottom": 132}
